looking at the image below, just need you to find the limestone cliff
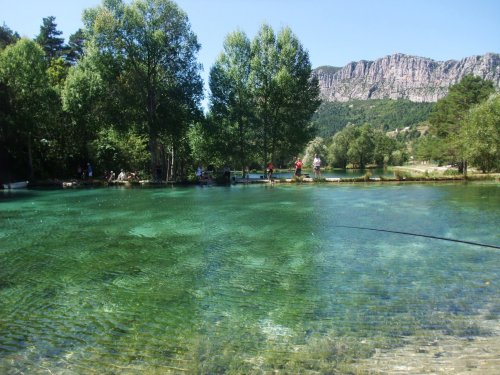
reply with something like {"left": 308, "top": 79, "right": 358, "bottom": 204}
{"left": 313, "top": 53, "right": 500, "bottom": 102}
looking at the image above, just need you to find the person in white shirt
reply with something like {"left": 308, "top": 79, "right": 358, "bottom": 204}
{"left": 313, "top": 154, "right": 321, "bottom": 177}
{"left": 117, "top": 169, "right": 127, "bottom": 181}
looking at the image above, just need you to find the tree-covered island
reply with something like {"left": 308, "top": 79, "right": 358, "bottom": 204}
{"left": 1, "top": 0, "right": 499, "bottom": 186}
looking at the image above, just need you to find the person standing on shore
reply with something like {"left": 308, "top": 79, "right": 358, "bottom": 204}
{"left": 266, "top": 162, "right": 274, "bottom": 180}
{"left": 87, "top": 163, "right": 93, "bottom": 179}
{"left": 313, "top": 154, "right": 321, "bottom": 177}
{"left": 294, "top": 158, "right": 303, "bottom": 177}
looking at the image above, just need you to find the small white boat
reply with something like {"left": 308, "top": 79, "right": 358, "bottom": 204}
{"left": 2, "top": 181, "right": 29, "bottom": 189}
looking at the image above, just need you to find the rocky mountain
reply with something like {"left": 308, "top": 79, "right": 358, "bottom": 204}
{"left": 313, "top": 53, "right": 500, "bottom": 103}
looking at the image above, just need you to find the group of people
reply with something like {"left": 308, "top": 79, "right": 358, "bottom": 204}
{"left": 196, "top": 166, "right": 213, "bottom": 183}
{"left": 77, "top": 163, "right": 93, "bottom": 179}
{"left": 266, "top": 154, "right": 322, "bottom": 179}
{"left": 105, "top": 169, "right": 138, "bottom": 182}
{"left": 295, "top": 154, "right": 321, "bottom": 177}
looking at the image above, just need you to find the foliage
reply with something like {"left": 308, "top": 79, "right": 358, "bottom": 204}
{"left": 347, "top": 123, "right": 375, "bottom": 168}
{"left": 208, "top": 30, "right": 255, "bottom": 170}
{"left": 0, "top": 23, "right": 20, "bottom": 50}
{"left": 461, "top": 94, "right": 500, "bottom": 172}
{"left": 302, "top": 137, "right": 328, "bottom": 167}
{"left": 427, "top": 75, "right": 495, "bottom": 169}
{"left": 62, "top": 43, "right": 106, "bottom": 164}
{"left": 91, "top": 127, "right": 149, "bottom": 174}
{"left": 83, "top": 0, "right": 203, "bottom": 179}
{"left": 206, "top": 24, "right": 320, "bottom": 170}
{"left": 312, "top": 99, "right": 434, "bottom": 138}
{"left": 327, "top": 124, "right": 356, "bottom": 169}
{"left": 327, "top": 123, "right": 404, "bottom": 168}
{"left": 47, "top": 57, "right": 69, "bottom": 92}
{"left": 0, "top": 38, "right": 60, "bottom": 179}
{"left": 251, "top": 25, "right": 321, "bottom": 166}
{"left": 65, "top": 28, "right": 86, "bottom": 64}
{"left": 35, "top": 16, "right": 65, "bottom": 60}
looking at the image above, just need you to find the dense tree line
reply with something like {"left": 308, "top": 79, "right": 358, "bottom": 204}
{"left": 414, "top": 75, "right": 498, "bottom": 173}
{"left": 193, "top": 25, "right": 321, "bottom": 170}
{"left": 311, "top": 99, "right": 434, "bottom": 138}
{"left": 309, "top": 76, "right": 498, "bottom": 173}
{"left": 302, "top": 124, "right": 406, "bottom": 170}
{"left": 0, "top": 1, "right": 320, "bottom": 182}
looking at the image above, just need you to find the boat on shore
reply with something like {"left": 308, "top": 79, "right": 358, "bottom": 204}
{"left": 2, "top": 181, "right": 29, "bottom": 189}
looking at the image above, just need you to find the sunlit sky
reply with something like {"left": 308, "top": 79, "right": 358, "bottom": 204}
{"left": 2, "top": 0, "right": 499, "bottom": 98}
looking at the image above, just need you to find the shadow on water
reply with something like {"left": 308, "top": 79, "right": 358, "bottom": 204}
{"left": 0, "top": 189, "right": 41, "bottom": 203}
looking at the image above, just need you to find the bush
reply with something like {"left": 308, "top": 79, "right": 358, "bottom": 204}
{"left": 443, "top": 169, "right": 460, "bottom": 176}
{"left": 394, "top": 170, "right": 410, "bottom": 180}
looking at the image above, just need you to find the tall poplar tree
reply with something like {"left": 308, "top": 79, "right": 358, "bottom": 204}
{"left": 208, "top": 24, "right": 320, "bottom": 168}
{"left": 209, "top": 31, "right": 254, "bottom": 169}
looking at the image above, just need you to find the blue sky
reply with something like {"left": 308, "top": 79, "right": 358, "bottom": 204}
{"left": 2, "top": 0, "right": 499, "bottom": 95}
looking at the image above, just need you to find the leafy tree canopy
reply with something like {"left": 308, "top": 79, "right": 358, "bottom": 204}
{"left": 0, "top": 23, "right": 20, "bottom": 50}
{"left": 461, "top": 94, "right": 500, "bottom": 172}
{"left": 82, "top": 0, "right": 203, "bottom": 179}
{"left": 207, "top": 23, "right": 320, "bottom": 169}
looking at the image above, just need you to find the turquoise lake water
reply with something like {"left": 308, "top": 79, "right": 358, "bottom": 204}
{"left": 0, "top": 183, "right": 499, "bottom": 373}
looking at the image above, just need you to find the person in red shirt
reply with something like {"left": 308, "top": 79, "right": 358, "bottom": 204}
{"left": 266, "top": 162, "right": 274, "bottom": 180}
{"left": 294, "top": 158, "right": 303, "bottom": 176}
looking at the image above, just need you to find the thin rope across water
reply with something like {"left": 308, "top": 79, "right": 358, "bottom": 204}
{"left": 333, "top": 225, "right": 500, "bottom": 249}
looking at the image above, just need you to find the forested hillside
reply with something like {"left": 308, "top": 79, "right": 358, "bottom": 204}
{"left": 311, "top": 99, "right": 434, "bottom": 138}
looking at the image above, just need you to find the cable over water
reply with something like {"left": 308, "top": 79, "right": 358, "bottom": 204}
{"left": 334, "top": 225, "right": 500, "bottom": 249}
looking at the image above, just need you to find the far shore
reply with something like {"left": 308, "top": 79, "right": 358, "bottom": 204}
{"left": 3, "top": 164, "right": 498, "bottom": 190}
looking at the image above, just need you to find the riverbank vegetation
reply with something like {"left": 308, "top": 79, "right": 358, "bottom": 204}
{"left": 1, "top": 0, "right": 498, "bottom": 185}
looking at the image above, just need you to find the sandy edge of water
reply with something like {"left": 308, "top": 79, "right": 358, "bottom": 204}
{"left": 353, "top": 313, "right": 500, "bottom": 374}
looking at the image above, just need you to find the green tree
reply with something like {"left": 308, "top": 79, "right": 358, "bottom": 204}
{"left": 65, "top": 28, "right": 86, "bottom": 64}
{"left": 413, "top": 136, "right": 446, "bottom": 163}
{"left": 0, "top": 23, "right": 20, "bottom": 50}
{"left": 249, "top": 24, "right": 320, "bottom": 166}
{"left": 206, "top": 24, "right": 319, "bottom": 170}
{"left": 428, "top": 75, "right": 495, "bottom": 172}
{"left": 83, "top": 0, "right": 203, "bottom": 180}
{"left": 327, "top": 123, "right": 358, "bottom": 168}
{"left": 35, "top": 16, "right": 65, "bottom": 60}
{"left": 303, "top": 137, "right": 328, "bottom": 167}
{"left": 62, "top": 43, "right": 106, "bottom": 165}
{"left": 91, "top": 127, "right": 149, "bottom": 174}
{"left": 373, "top": 130, "right": 400, "bottom": 166}
{"left": 347, "top": 123, "right": 374, "bottom": 168}
{"left": 208, "top": 30, "right": 255, "bottom": 170}
{"left": 461, "top": 94, "right": 500, "bottom": 172}
{"left": 0, "top": 38, "right": 58, "bottom": 179}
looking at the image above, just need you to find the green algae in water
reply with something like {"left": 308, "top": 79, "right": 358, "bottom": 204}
{"left": 0, "top": 184, "right": 499, "bottom": 373}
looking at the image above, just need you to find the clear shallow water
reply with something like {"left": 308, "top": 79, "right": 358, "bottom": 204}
{"left": 0, "top": 183, "right": 499, "bottom": 373}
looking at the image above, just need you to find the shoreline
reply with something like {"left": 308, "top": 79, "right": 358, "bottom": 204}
{"left": 3, "top": 165, "right": 499, "bottom": 189}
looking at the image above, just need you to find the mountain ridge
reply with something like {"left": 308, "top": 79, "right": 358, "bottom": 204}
{"left": 313, "top": 53, "right": 500, "bottom": 103}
